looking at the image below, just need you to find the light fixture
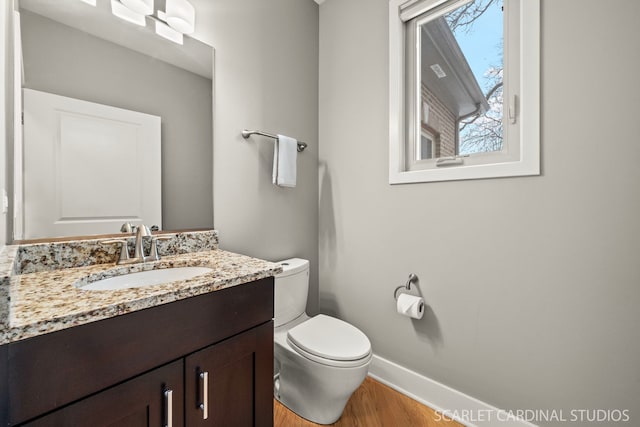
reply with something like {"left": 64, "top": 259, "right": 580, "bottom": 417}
{"left": 80, "top": 0, "right": 97, "bottom": 6}
{"left": 121, "top": 0, "right": 154, "bottom": 16}
{"left": 164, "top": 0, "right": 195, "bottom": 34}
{"left": 430, "top": 63, "right": 447, "bottom": 79}
{"left": 109, "top": 0, "right": 197, "bottom": 44}
{"left": 155, "top": 20, "right": 183, "bottom": 45}
{"left": 111, "top": 0, "right": 146, "bottom": 26}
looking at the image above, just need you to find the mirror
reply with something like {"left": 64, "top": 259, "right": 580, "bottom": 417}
{"left": 15, "top": 0, "right": 213, "bottom": 240}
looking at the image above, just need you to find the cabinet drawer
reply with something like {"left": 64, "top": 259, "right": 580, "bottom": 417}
{"left": 23, "top": 360, "right": 184, "bottom": 427}
{"left": 8, "top": 277, "right": 274, "bottom": 425}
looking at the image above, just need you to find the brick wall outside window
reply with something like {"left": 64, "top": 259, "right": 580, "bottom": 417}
{"left": 421, "top": 82, "right": 457, "bottom": 157}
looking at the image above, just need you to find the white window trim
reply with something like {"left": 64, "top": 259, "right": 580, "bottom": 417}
{"left": 389, "top": 0, "right": 540, "bottom": 184}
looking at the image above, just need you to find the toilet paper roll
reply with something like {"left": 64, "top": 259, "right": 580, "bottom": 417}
{"left": 396, "top": 293, "right": 425, "bottom": 319}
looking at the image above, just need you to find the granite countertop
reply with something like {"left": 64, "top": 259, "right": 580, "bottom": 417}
{"left": 0, "top": 248, "right": 282, "bottom": 345}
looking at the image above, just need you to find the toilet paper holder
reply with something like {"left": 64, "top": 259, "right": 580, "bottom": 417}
{"left": 394, "top": 273, "right": 419, "bottom": 300}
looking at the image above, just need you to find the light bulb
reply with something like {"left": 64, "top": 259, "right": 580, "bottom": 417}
{"left": 165, "top": 0, "right": 195, "bottom": 34}
{"left": 121, "top": 0, "right": 154, "bottom": 16}
{"left": 111, "top": 0, "right": 146, "bottom": 26}
{"left": 155, "top": 20, "right": 184, "bottom": 45}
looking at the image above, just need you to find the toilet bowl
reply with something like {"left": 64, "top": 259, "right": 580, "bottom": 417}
{"left": 273, "top": 258, "right": 372, "bottom": 425}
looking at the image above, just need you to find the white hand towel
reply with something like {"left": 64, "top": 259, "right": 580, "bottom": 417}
{"left": 272, "top": 135, "right": 297, "bottom": 187}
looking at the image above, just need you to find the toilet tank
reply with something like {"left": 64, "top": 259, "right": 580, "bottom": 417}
{"left": 274, "top": 258, "right": 309, "bottom": 327}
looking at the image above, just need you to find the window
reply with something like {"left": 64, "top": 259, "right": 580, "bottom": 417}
{"left": 407, "top": 125, "right": 439, "bottom": 170}
{"left": 389, "top": 0, "right": 540, "bottom": 184}
{"left": 419, "top": 130, "right": 435, "bottom": 160}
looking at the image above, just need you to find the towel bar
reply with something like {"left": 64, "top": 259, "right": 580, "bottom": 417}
{"left": 241, "top": 129, "right": 308, "bottom": 152}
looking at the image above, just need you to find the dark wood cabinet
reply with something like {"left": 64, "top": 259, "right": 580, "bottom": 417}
{"left": 0, "top": 277, "right": 274, "bottom": 427}
{"left": 185, "top": 322, "right": 273, "bottom": 427}
{"left": 22, "top": 360, "right": 184, "bottom": 427}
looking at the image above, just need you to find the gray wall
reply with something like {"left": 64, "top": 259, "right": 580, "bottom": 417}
{"left": 208, "top": 0, "right": 320, "bottom": 312}
{"left": 21, "top": 11, "right": 213, "bottom": 231}
{"left": 319, "top": 0, "right": 640, "bottom": 425}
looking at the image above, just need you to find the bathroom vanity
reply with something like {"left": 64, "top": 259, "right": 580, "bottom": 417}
{"left": 0, "top": 231, "right": 281, "bottom": 427}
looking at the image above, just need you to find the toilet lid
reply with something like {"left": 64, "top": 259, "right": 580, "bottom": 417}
{"left": 286, "top": 314, "right": 371, "bottom": 361}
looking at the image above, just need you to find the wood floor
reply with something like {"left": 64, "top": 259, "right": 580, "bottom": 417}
{"left": 274, "top": 377, "right": 463, "bottom": 427}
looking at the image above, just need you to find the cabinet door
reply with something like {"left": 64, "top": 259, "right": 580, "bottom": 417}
{"left": 185, "top": 322, "right": 273, "bottom": 427}
{"left": 23, "top": 360, "right": 184, "bottom": 427}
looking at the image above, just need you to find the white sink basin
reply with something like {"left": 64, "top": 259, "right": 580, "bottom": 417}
{"left": 80, "top": 266, "right": 214, "bottom": 291}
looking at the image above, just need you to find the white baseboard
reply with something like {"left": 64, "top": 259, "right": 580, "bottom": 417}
{"left": 368, "top": 354, "right": 537, "bottom": 427}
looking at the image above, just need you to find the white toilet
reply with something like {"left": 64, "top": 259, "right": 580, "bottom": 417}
{"left": 273, "top": 258, "right": 372, "bottom": 425}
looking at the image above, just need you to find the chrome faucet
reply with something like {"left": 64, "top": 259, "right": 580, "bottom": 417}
{"left": 131, "top": 224, "right": 151, "bottom": 263}
{"left": 120, "top": 222, "right": 135, "bottom": 233}
{"left": 102, "top": 224, "right": 151, "bottom": 265}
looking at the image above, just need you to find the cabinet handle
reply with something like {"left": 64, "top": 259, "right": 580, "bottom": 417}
{"left": 164, "top": 389, "right": 173, "bottom": 427}
{"left": 199, "top": 371, "right": 209, "bottom": 420}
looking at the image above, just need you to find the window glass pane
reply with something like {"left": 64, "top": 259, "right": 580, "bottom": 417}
{"left": 418, "top": 0, "right": 504, "bottom": 157}
{"left": 419, "top": 133, "right": 433, "bottom": 160}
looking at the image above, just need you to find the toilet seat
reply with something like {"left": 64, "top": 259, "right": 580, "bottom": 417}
{"left": 286, "top": 314, "right": 372, "bottom": 368}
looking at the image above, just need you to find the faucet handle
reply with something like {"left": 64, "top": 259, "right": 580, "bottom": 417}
{"left": 101, "top": 239, "right": 130, "bottom": 264}
{"left": 149, "top": 235, "right": 173, "bottom": 261}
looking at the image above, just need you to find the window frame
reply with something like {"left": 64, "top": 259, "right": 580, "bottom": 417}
{"left": 388, "top": 0, "right": 540, "bottom": 184}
